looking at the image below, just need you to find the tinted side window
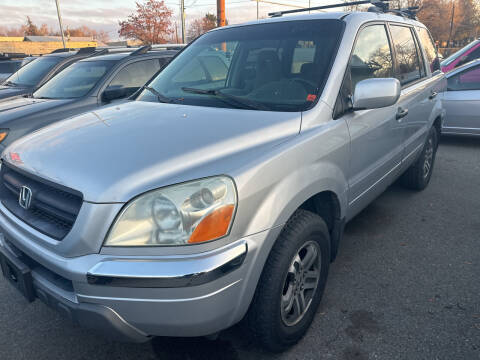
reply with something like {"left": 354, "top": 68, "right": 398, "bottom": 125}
{"left": 447, "top": 65, "right": 480, "bottom": 91}
{"left": 417, "top": 27, "right": 439, "bottom": 72}
{"left": 108, "top": 59, "right": 161, "bottom": 95}
{"left": 350, "top": 24, "right": 393, "bottom": 90}
{"left": 390, "top": 25, "right": 422, "bottom": 85}
{"left": 334, "top": 24, "right": 393, "bottom": 119}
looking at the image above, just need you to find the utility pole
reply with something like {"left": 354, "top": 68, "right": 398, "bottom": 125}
{"left": 257, "top": 0, "right": 259, "bottom": 19}
{"left": 180, "top": 0, "right": 186, "bottom": 43}
{"left": 448, "top": 0, "right": 455, "bottom": 48}
{"left": 217, "top": 0, "right": 226, "bottom": 27}
{"left": 54, "top": 0, "right": 66, "bottom": 49}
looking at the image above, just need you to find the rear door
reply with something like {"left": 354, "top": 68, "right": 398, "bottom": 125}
{"left": 339, "top": 23, "right": 404, "bottom": 211}
{"left": 388, "top": 24, "right": 434, "bottom": 168}
{"left": 443, "top": 63, "right": 480, "bottom": 135}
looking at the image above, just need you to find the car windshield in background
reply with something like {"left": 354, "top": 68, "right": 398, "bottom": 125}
{"left": 137, "top": 19, "right": 344, "bottom": 112}
{"left": 34, "top": 60, "right": 115, "bottom": 99}
{"left": 3, "top": 56, "right": 63, "bottom": 87}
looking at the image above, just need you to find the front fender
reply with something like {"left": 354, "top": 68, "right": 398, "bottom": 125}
{"left": 230, "top": 119, "right": 350, "bottom": 240}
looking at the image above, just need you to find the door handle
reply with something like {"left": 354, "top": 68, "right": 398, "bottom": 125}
{"left": 429, "top": 91, "right": 438, "bottom": 100}
{"left": 396, "top": 107, "right": 409, "bottom": 121}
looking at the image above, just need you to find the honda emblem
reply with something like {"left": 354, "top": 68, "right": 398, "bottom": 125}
{"left": 19, "top": 186, "right": 33, "bottom": 210}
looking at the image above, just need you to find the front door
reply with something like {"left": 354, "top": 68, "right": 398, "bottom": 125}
{"left": 339, "top": 23, "right": 404, "bottom": 215}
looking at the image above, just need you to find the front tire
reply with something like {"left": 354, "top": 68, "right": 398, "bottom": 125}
{"left": 246, "top": 209, "right": 330, "bottom": 352}
{"left": 401, "top": 126, "right": 438, "bottom": 191}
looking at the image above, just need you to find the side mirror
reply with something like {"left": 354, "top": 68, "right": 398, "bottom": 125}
{"left": 102, "top": 86, "right": 127, "bottom": 102}
{"left": 352, "top": 78, "right": 401, "bottom": 110}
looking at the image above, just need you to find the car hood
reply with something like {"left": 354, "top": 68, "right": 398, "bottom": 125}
{"left": 0, "top": 85, "right": 30, "bottom": 101}
{"left": 3, "top": 101, "right": 301, "bottom": 203}
{"left": 0, "top": 97, "right": 73, "bottom": 123}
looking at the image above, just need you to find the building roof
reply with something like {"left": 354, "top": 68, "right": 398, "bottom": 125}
{"left": 24, "top": 36, "right": 95, "bottom": 42}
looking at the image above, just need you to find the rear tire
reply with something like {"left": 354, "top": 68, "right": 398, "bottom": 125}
{"left": 401, "top": 126, "right": 438, "bottom": 191}
{"left": 246, "top": 209, "right": 330, "bottom": 352}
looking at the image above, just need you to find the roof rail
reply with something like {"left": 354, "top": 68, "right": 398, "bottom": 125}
{"left": 0, "top": 52, "right": 29, "bottom": 59}
{"left": 269, "top": 0, "right": 390, "bottom": 17}
{"left": 151, "top": 44, "right": 186, "bottom": 50}
{"left": 50, "top": 48, "right": 76, "bottom": 53}
{"left": 76, "top": 46, "right": 97, "bottom": 55}
{"left": 386, "top": 6, "right": 419, "bottom": 20}
{"left": 89, "top": 48, "right": 109, "bottom": 57}
{"left": 130, "top": 45, "right": 151, "bottom": 56}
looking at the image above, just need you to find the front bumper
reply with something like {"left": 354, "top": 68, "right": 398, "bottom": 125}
{"left": 0, "top": 207, "right": 281, "bottom": 340}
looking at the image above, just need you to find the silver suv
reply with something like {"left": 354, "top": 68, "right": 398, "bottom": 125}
{"left": 0, "top": 7, "right": 445, "bottom": 352}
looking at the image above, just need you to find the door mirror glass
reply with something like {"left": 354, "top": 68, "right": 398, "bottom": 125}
{"left": 352, "top": 78, "right": 401, "bottom": 110}
{"left": 102, "top": 85, "right": 127, "bottom": 102}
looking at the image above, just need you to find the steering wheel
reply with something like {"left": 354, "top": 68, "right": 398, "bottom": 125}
{"left": 289, "top": 78, "right": 318, "bottom": 93}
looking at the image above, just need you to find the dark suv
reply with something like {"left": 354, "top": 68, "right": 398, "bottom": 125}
{"left": 0, "top": 46, "right": 178, "bottom": 150}
{"left": 0, "top": 48, "right": 107, "bottom": 102}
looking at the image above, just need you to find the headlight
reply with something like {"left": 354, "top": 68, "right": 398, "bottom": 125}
{"left": 105, "top": 176, "right": 237, "bottom": 246}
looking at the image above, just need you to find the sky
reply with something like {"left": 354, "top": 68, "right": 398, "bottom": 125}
{"left": 1, "top": 0, "right": 340, "bottom": 40}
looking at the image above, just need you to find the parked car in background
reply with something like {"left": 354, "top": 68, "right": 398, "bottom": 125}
{"left": 0, "top": 56, "right": 36, "bottom": 82}
{"left": 0, "top": 48, "right": 105, "bottom": 102}
{"left": 441, "top": 38, "right": 480, "bottom": 72}
{"left": 440, "top": 58, "right": 480, "bottom": 136}
{"left": 0, "top": 46, "right": 177, "bottom": 151}
{"left": 0, "top": 61, "right": 22, "bottom": 83}
{"left": 0, "top": 8, "right": 444, "bottom": 352}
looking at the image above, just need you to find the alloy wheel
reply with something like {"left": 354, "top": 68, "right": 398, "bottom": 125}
{"left": 280, "top": 240, "right": 321, "bottom": 327}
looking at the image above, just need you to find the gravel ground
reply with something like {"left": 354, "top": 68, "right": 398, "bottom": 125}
{"left": 0, "top": 136, "right": 479, "bottom": 360}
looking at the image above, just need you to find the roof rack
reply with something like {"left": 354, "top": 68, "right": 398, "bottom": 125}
{"left": 0, "top": 52, "right": 30, "bottom": 60}
{"left": 130, "top": 45, "right": 151, "bottom": 56}
{"left": 268, "top": 0, "right": 390, "bottom": 17}
{"left": 50, "top": 48, "right": 77, "bottom": 53}
{"left": 76, "top": 46, "right": 97, "bottom": 55}
{"left": 267, "top": 0, "right": 420, "bottom": 20}
{"left": 385, "top": 6, "right": 419, "bottom": 20}
{"left": 151, "top": 44, "right": 186, "bottom": 50}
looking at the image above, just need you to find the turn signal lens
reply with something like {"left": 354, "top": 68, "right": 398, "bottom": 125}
{"left": 105, "top": 176, "right": 237, "bottom": 246}
{"left": 0, "top": 129, "right": 9, "bottom": 143}
{"left": 189, "top": 204, "right": 235, "bottom": 244}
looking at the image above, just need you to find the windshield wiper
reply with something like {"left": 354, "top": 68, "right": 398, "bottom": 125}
{"left": 2, "top": 81, "right": 16, "bottom": 87}
{"left": 181, "top": 87, "right": 269, "bottom": 111}
{"left": 144, "top": 86, "right": 174, "bottom": 104}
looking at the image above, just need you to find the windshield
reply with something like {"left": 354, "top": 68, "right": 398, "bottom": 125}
{"left": 34, "top": 60, "right": 115, "bottom": 99}
{"left": 441, "top": 40, "right": 480, "bottom": 66}
{"left": 137, "top": 19, "right": 344, "bottom": 112}
{"left": 3, "top": 56, "right": 63, "bottom": 87}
